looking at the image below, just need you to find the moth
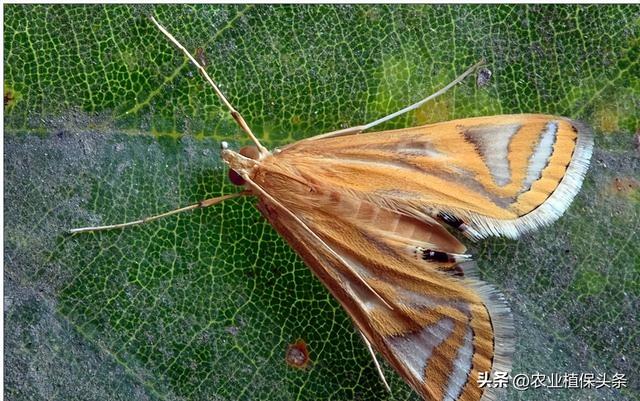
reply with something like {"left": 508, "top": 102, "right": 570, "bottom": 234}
{"left": 70, "top": 16, "right": 594, "bottom": 401}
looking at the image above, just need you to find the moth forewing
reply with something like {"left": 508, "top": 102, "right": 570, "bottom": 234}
{"left": 276, "top": 114, "right": 593, "bottom": 241}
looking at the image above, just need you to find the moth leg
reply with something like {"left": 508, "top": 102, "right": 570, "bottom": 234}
{"left": 149, "top": 16, "right": 268, "bottom": 156}
{"left": 360, "top": 60, "right": 484, "bottom": 131}
{"left": 359, "top": 330, "right": 392, "bottom": 394}
{"left": 67, "top": 192, "right": 247, "bottom": 234}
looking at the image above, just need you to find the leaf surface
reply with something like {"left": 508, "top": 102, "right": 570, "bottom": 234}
{"left": 4, "top": 5, "right": 639, "bottom": 401}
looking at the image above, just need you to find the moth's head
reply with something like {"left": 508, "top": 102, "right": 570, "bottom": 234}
{"left": 220, "top": 142, "right": 260, "bottom": 186}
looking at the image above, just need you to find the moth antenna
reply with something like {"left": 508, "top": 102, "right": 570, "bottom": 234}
{"left": 149, "top": 15, "right": 268, "bottom": 156}
{"left": 361, "top": 59, "right": 485, "bottom": 131}
{"left": 68, "top": 192, "right": 247, "bottom": 234}
{"left": 295, "top": 59, "right": 486, "bottom": 144}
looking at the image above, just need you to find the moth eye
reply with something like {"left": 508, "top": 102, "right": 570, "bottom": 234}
{"left": 239, "top": 145, "right": 260, "bottom": 160}
{"left": 228, "top": 169, "right": 246, "bottom": 186}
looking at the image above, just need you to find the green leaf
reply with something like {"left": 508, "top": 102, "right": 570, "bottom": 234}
{"left": 5, "top": 5, "right": 639, "bottom": 401}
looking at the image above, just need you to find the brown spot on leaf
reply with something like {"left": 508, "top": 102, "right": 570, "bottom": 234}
{"left": 611, "top": 177, "right": 640, "bottom": 196}
{"left": 285, "top": 339, "right": 310, "bottom": 369}
{"left": 4, "top": 87, "right": 16, "bottom": 107}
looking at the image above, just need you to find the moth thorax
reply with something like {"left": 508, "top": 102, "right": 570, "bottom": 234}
{"left": 228, "top": 145, "right": 260, "bottom": 186}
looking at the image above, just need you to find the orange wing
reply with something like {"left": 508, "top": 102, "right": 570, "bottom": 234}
{"left": 247, "top": 166, "right": 514, "bottom": 401}
{"left": 276, "top": 114, "right": 593, "bottom": 239}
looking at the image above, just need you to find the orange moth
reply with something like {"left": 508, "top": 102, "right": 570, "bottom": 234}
{"left": 70, "top": 16, "right": 593, "bottom": 401}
